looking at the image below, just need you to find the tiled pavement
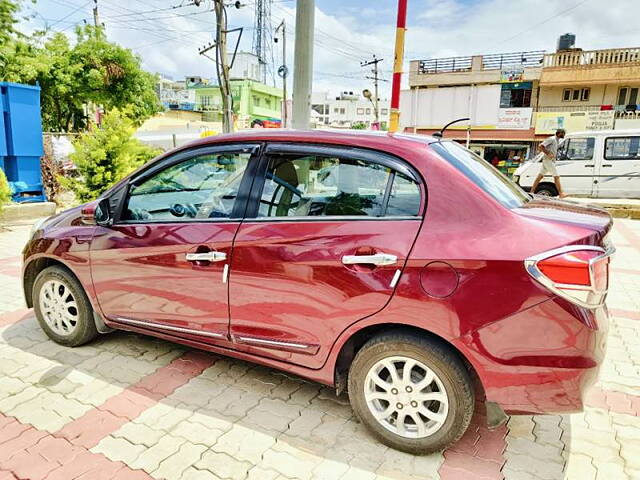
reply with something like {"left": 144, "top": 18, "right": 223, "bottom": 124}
{"left": 0, "top": 219, "right": 639, "bottom": 480}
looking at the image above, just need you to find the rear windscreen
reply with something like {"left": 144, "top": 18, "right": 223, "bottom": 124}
{"left": 431, "top": 141, "right": 531, "bottom": 209}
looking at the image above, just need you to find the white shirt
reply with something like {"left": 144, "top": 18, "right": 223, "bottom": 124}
{"left": 541, "top": 135, "right": 559, "bottom": 161}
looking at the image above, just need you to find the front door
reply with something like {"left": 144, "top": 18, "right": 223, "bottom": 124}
{"left": 555, "top": 136, "right": 596, "bottom": 196}
{"left": 228, "top": 144, "right": 424, "bottom": 368}
{"left": 90, "top": 144, "right": 258, "bottom": 342}
{"left": 596, "top": 135, "right": 640, "bottom": 198}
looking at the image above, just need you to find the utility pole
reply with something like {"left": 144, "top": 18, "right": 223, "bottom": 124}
{"left": 361, "top": 55, "right": 383, "bottom": 126}
{"left": 292, "top": 0, "right": 314, "bottom": 130}
{"left": 214, "top": 0, "right": 233, "bottom": 133}
{"left": 92, "top": 0, "right": 100, "bottom": 28}
{"left": 275, "top": 19, "right": 287, "bottom": 128}
{"left": 389, "top": 0, "right": 408, "bottom": 133}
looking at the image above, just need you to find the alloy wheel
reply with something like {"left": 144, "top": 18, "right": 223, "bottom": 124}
{"left": 364, "top": 355, "right": 449, "bottom": 439}
{"left": 39, "top": 279, "right": 79, "bottom": 336}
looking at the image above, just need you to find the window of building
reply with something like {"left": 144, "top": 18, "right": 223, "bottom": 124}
{"left": 357, "top": 108, "right": 365, "bottom": 115}
{"left": 253, "top": 96, "right": 261, "bottom": 107}
{"left": 617, "top": 87, "right": 639, "bottom": 105}
{"left": 500, "top": 82, "right": 532, "bottom": 108}
{"left": 366, "top": 108, "right": 371, "bottom": 115}
{"left": 381, "top": 108, "right": 389, "bottom": 115}
{"left": 265, "top": 98, "right": 271, "bottom": 108}
{"left": 340, "top": 108, "right": 346, "bottom": 114}
{"left": 562, "top": 88, "right": 590, "bottom": 102}
{"left": 334, "top": 108, "right": 340, "bottom": 114}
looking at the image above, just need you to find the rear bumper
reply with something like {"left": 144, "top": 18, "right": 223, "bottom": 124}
{"left": 458, "top": 298, "right": 608, "bottom": 415}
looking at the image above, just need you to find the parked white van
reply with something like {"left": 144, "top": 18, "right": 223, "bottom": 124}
{"left": 514, "top": 129, "right": 640, "bottom": 198}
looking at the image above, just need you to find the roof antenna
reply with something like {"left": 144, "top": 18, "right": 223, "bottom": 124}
{"left": 432, "top": 117, "right": 470, "bottom": 139}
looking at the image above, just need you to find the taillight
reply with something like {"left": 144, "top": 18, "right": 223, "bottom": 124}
{"left": 525, "top": 245, "right": 614, "bottom": 309}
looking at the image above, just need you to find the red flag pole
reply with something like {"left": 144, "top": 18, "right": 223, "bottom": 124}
{"left": 389, "top": 0, "right": 408, "bottom": 133}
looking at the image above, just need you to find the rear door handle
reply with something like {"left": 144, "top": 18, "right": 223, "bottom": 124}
{"left": 602, "top": 164, "right": 613, "bottom": 168}
{"left": 185, "top": 252, "right": 227, "bottom": 262}
{"left": 342, "top": 253, "right": 397, "bottom": 266}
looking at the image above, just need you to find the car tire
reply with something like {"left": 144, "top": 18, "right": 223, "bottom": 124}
{"left": 348, "top": 332, "right": 474, "bottom": 454}
{"left": 535, "top": 184, "right": 558, "bottom": 197}
{"left": 32, "top": 266, "right": 98, "bottom": 347}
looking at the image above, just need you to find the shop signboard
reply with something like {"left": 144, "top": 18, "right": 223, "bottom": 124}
{"left": 497, "top": 107, "right": 533, "bottom": 130}
{"left": 535, "top": 110, "right": 615, "bottom": 134}
{"left": 500, "top": 67, "right": 525, "bottom": 83}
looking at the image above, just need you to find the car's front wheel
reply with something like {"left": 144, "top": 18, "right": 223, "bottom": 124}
{"left": 348, "top": 332, "right": 474, "bottom": 454}
{"left": 33, "top": 266, "right": 98, "bottom": 347}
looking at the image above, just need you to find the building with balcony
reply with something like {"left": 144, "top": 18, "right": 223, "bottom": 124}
{"left": 311, "top": 91, "right": 390, "bottom": 129}
{"left": 401, "top": 41, "right": 640, "bottom": 165}
{"left": 191, "top": 79, "right": 283, "bottom": 128}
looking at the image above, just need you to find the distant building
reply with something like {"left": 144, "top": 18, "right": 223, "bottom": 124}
{"left": 156, "top": 76, "right": 196, "bottom": 110}
{"left": 400, "top": 37, "right": 640, "bottom": 165}
{"left": 311, "top": 91, "right": 390, "bottom": 129}
{"left": 230, "top": 52, "right": 264, "bottom": 82}
{"left": 191, "top": 79, "right": 283, "bottom": 127}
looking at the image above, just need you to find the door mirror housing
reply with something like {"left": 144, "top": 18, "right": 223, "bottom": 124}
{"left": 95, "top": 198, "right": 112, "bottom": 226}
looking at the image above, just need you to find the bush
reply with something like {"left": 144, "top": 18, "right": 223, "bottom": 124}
{"left": 0, "top": 168, "right": 11, "bottom": 213}
{"left": 61, "top": 109, "right": 161, "bottom": 203}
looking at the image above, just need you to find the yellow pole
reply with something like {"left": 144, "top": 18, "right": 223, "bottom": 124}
{"left": 389, "top": 0, "right": 407, "bottom": 133}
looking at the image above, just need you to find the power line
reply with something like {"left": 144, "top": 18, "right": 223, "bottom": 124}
{"left": 485, "top": 0, "right": 592, "bottom": 50}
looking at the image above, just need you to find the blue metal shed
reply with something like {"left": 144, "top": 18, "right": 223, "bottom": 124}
{"left": 0, "top": 82, "right": 45, "bottom": 202}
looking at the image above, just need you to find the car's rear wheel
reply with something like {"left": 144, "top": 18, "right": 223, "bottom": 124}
{"left": 535, "top": 184, "right": 558, "bottom": 197}
{"left": 33, "top": 266, "right": 98, "bottom": 347}
{"left": 348, "top": 332, "right": 474, "bottom": 454}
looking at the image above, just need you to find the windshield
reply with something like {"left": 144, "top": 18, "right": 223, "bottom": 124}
{"left": 431, "top": 141, "right": 530, "bottom": 209}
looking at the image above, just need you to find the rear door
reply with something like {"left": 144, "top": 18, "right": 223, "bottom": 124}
{"left": 228, "top": 143, "right": 424, "bottom": 368}
{"left": 90, "top": 144, "right": 258, "bottom": 342}
{"left": 555, "top": 136, "right": 596, "bottom": 196}
{"left": 596, "top": 135, "right": 640, "bottom": 198}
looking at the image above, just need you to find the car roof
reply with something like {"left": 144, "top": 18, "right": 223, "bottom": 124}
{"left": 181, "top": 128, "right": 441, "bottom": 150}
{"left": 567, "top": 129, "right": 640, "bottom": 137}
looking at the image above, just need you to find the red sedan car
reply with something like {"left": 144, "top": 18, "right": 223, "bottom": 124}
{"left": 23, "top": 130, "right": 613, "bottom": 454}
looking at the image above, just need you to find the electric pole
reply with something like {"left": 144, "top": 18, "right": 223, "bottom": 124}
{"left": 92, "top": 0, "right": 100, "bottom": 28}
{"left": 214, "top": 0, "right": 233, "bottom": 133}
{"left": 292, "top": 0, "right": 314, "bottom": 129}
{"left": 361, "top": 55, "right": 383, "bottom": 126}
{"left": 275, "top": 19, "right": 287, "bottom": 128}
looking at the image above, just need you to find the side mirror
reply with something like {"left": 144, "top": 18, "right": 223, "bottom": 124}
{"left": 95, "top": 198, "right": 112, "bottom": 226}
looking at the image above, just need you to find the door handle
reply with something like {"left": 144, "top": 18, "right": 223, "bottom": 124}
{"left": 342, "top": 253, "right": 397, "bottom": 266}
{"left": 185, "top": 252, "right": 227, "bottom": 262}
{"left": 584, "top": 164, "right": 594, "bottom": 167}
{"left": 602, "top": 164, "right": 613, "bottom": 168}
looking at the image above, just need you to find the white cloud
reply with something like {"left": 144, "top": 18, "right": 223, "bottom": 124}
{"left": 20, "top": 0, "right": 640, "bottom": 99}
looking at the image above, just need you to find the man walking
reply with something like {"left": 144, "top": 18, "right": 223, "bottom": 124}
{"left": 531, "top": 128, "right": 566, "bottom": 197}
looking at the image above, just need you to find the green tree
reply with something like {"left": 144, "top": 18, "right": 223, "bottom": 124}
{"left": 61, "top": 109, "right": 160, "bottom": 203}
{"left": 0, "top": 169, "right": 12, "bottom": 214}
{"left": 2, "top": 25, "right": 161, "bottom": 132}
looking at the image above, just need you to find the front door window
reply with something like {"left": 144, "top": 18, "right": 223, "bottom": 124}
{"left": 124, "top": 152, "right": 251, "bottom": 222}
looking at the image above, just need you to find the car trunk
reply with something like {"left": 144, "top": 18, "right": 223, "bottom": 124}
{"left": 513, "top": 197, "right": 613, "bottom": 247}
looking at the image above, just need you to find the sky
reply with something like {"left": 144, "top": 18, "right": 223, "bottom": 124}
{"left": 16, "top": 0, "right": 640, "bottom": 98}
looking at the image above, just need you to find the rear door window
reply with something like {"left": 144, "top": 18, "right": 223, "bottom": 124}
{"left": 605, "top": 137, "right": 640, "bottom": 160}
{"left": 431, "top": 141, "right": 530, "bottom": 209}
{"left": 256, "top": 151, "right": 422, "bottom": 219}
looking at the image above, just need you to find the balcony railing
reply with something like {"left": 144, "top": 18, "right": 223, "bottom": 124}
{"left": 543, "top": 48, "right": 640, "bottom": 68}
{"left": 417, "top": 50, "right": 545, "bottom": 74}
{"left": 418, "top": 56, "right": 472, "bottom": 74}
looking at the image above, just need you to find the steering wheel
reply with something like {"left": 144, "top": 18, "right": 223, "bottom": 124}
{"left": 170, "top": 203, "right": 198, "bottom": 218}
